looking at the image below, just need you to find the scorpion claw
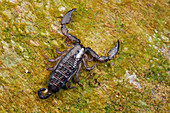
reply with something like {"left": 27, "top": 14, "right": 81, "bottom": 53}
{"left": 38, "top": 88, "right": 53, "bottom": 99}
{"left": 108, "top": 40, "right": 119, "bottom": 60}
{"left": 61, "top": 8, "right": 76, "bottom": 25}
{"left": 61, "top": 8, "right": 80, "bottom": 43}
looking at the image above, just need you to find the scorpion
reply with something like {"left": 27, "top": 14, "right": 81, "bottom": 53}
{"left": 38, "top": 8, "right": 119, "bottom": 99}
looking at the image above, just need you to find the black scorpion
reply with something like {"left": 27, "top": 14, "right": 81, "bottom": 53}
{"left": 38, "top": 8, "right": 119, "bottom": 99}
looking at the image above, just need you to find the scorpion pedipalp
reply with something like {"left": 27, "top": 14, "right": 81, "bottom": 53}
{"left": 38, "top": 88, "right": 53, "bottom": 99}
{"left": 61, "top": 8, "right": 80, "bottom": 43}
{"left": 61, "top": 8, "right": 76, "bottom": 25}
{"left": 108, "top": 40, "right": 119, "bottom": 60}
{"left": 85, "top": 40, "right": 119, "bottom": 62}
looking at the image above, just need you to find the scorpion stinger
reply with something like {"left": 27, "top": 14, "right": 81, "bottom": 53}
{"left": 38, "top": 88, "right": 53, "bottom": 99}
{"left": 61, "top": 8, "right": 80, "bottom": 43}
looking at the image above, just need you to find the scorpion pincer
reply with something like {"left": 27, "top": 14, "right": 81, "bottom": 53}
{"left": 38, "top": 8, "right": 119, "bottom": 99}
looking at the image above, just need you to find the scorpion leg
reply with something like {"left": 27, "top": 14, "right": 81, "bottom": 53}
{"left": 84, "top": 54, "right": 94, "bottom": 61}
{"left": 85, "top": 40, "right": 119, "bottom": 62}
{"left": 61, "top": 8, "right": 80, "bottom": 43}
{"left": 67, "top": 81, "right": 75, "bottom": 89}
{"left": 54, "top": 46, "right": 68, "bottom": 54}
{"left": 45, "top": 60, "right": 60, "bottom": 71}
{"left": 83, "top": 58, "right": 96, "bottom": 70}
{"left": 75, "top": 63, "right": 83, "bottom": 89}
{"left": 64, "top": 40, "right": 74, "bottom": 47}
{"left": 44, "top": 55, "right": 61, "bottom": 62}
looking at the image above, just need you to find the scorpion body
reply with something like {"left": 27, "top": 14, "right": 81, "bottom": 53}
{"left": 38, "top": 8, "right": 119, "bottom": 99}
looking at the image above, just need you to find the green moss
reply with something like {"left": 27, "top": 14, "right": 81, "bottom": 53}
{"left": 0, "top": 0, "right": 169, "bottom": 112}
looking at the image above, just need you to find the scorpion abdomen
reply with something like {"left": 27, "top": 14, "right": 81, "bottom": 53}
{"left": 48, "top": 44, "right": 85, "bottom": 93}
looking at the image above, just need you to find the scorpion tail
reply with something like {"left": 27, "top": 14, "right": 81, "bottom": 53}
{"left": 38, "top": 88, "right": 53, "bottom": 99}
{"left": 61, "top": 8, "right": 76, "bottom": 25}
{"left": 108, "top": 40, "right": 119, "bottom": 60}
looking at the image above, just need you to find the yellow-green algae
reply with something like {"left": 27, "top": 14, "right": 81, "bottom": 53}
{"left": 0, "top": 0, "right": 169, "bottom": 112}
